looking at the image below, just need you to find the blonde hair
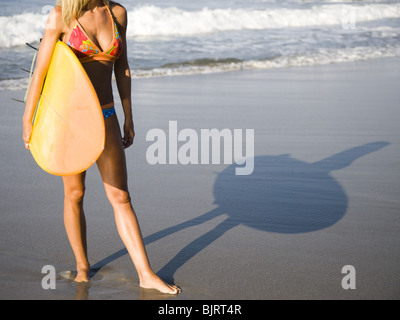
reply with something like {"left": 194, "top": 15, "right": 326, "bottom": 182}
{"left": 56, "top": 0, "right": 110, "bottom": 26}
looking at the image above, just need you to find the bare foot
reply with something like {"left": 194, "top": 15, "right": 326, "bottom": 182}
{"left": 140, "top": 273, "right": 181, "bottom": 294}
{"left": 74, "top": 266, "right": 90, "bottom": 283}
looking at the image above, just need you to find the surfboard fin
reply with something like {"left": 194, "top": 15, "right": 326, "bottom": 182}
{"left": 23, "top": 42, "right": 39, "bottom": 104}
{"left": 26, "top": 43, "right": 38, "bottom": 51}
{"left": 12, "top": 98, "right": 25, "bottom": 104}
{"left": 10, "top": 41, "right": 41, "bottom": 105}
{"left": 21, "top": 67, "right": 32, "bottom": 74}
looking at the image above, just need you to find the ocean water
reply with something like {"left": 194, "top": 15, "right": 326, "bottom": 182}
{"left": 1, "top": 0, "right": 400, "bottom": 90}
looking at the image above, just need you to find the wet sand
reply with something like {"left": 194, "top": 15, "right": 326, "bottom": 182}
{"left": 1, "top": 57, "right": 399, "bottom": 300}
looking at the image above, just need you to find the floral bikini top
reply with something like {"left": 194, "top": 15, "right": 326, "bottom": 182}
{"left": 67, "top": 2, "right": 123, "bottom": 63}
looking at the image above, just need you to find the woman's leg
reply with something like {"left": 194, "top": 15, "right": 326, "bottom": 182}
{"left": 62, "top": 171, "right": 90, "bottom": 282}
{"left": 96, "top": 114, "right": 180, "bottom": 294}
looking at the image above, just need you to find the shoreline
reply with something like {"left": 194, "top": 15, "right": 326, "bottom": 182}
{"left": 2, "top": 54, "right": 400, "bottom": 91}
{"left": 1, "top": 57, "right": 399, "bottom": 300}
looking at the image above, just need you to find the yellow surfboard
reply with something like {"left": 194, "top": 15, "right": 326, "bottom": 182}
{"left": 29, "top": 41, "right": 105, "bottom": 176}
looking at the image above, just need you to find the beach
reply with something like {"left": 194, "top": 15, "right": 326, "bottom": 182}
{"left": 0, "top": 57, "right": 399, "bottom": 300}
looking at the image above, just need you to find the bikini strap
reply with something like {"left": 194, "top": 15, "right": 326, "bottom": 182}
{"left": 104, "top": 1, "right": 115, "bottom": 20}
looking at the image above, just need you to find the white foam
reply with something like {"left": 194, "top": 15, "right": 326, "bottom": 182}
{"left": 0, "top": 13, "right": 46, "bottom": 48}
{"left": 130, "top": 46, "right": 400, "bottom": 79}
{"left": 1, "top": 3, "right": 400, "bottom": 47}
{"left": 128, "top": 3, "right": 400, "bottom": 38}
{"left": 0, "top": 78, "right": 29, "bottom": 91}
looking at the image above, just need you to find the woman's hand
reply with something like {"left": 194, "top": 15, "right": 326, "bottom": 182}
{"left": 23, "top": 119, "right": 32, "bottom": 149}
{"left": 122, "top": 118, "right": 135, "bottom": 149}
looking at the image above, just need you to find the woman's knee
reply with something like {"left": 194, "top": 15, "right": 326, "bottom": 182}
{"left": 106, "top": 187, "right": 131, "bottom": 206}
{"left": 62, "top": 173, "right": 86, "bottom": 204}
{"left": 64, "top": 187, "right": 85, "bottom": 204}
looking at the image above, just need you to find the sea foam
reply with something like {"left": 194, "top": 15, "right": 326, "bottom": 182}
{"left": 128, "top": 3, "right": 400, "bottom": 37}
{"left": 1, "top": 3, "right": 400, "bottom": 47}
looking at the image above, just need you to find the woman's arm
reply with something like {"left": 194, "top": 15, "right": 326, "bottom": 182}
{"left": 112, "top": 3, "right": 135, "bottom": 149}
{"left": 22, "top": 7, "right": 65, "bottom": 149}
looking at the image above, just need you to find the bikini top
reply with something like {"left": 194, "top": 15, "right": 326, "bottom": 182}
{"left": 67, "top": 2, "right": 123, "bottom": 63}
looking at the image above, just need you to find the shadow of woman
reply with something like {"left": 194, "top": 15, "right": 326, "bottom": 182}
{"left": 90, "top": 141, "right": 388, "bottom": 288}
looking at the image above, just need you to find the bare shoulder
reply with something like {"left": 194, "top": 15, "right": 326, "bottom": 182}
{"left": 49, "top": 5, "right": 63, "bottom": 25}
{"left": 45, "top": 6, "right": 66, "bottom": 34}
{"left": 109, "top": 1, "right": 128, "bottom": 28}
{"left": 51, "top": 5, "right": 62, "bottom": 17}
{"left": 48, "top": 5, "right": 68, "bottom": 33}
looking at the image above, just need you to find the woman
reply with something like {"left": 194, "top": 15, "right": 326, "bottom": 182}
{"left": 22, "top": 0, "right": 180, "bottom": 295}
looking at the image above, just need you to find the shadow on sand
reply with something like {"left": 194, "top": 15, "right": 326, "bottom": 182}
{"left": 89, "top": 141, "right": 388, "bottom": 291}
